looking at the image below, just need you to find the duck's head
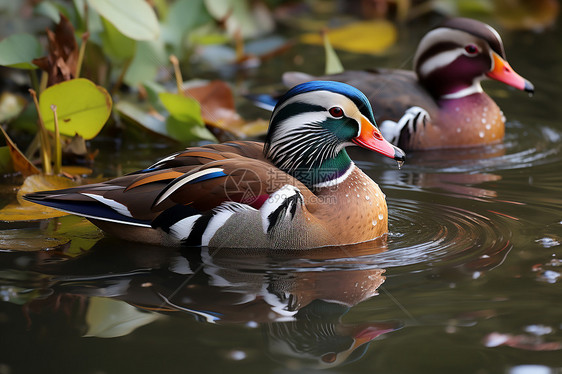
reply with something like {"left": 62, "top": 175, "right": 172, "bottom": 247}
{"left": 414, "top": 17, "right": 534, "bottom": 99}
{"left": 264, "top": 81, "right": 405, "bottom": 185}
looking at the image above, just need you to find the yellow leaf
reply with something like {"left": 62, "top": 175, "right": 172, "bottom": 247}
{"left": 231, "top": 118, "right": 269, "bottom": 138}
{"left": 301, "top": 20, "right": 397, "bottom": 55}
{"left": 61, "top": 165, "right": 93, "bottom": 176}
{"left": 0, "top": 202, "right": 68, "bottom": 221}
{"left": 17, "top": 174, "right": 78, "bottom": 205}
{"left": 0, "top": 174, "right": 79, "bottom": 222}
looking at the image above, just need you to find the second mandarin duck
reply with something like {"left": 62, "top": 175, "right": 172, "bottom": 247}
{"left": 283, "top": 17, "right": 534, "bottom": 150}
{"left": 25, "top": 81, "right": 405, "bottom": 249}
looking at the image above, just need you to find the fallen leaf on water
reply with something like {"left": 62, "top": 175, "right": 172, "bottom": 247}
{"left": 0, "top": 215, "right": 103, "bottom": 253}
{"left": 300, "top": 20, "right": 397, "bottom": 55}
{"left": 0, "top": 228, "right": 68, "bottom": 251}
{"left": 60, "top": 165, "right": 93, "bottom": 177}
{"left": 0, "top": 174, "right": 78, "bottom": 222}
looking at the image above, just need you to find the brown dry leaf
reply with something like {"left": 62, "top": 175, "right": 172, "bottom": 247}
{"left": 0, "top": 126, "right": 40, "bottom": 177}
{"left": 185, "top": 80, "right": 268, "bottom": 138}
{"left": 32, "top": 14, "right": 79, "bottom": 86}
{"left": 0, "top": 174, "right": 78, "bottom": 222}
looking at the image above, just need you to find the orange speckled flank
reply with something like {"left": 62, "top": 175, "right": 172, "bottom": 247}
{"left": 409, "top": 93, "right": 505, "bottom": 150}
{"left": 311, "top": 166, "right": 388, "bottom": 244}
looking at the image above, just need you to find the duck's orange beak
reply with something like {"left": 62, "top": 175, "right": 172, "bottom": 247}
{"left": 486, "top": 51, "right": 534, "bottom": 94}
{"left": 353, "top": 115, "right": 406, "bottom": 162}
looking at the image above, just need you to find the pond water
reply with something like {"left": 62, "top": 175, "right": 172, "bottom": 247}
{"left": 1, "top": 13, "right": 562, "bottom": 374}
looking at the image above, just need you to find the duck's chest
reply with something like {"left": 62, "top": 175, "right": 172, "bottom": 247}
{"left": 314, "top": 167, "right": 388, "bottom": 240}
{"left": 435, "top": 93, "right": 505, "bottom": 147}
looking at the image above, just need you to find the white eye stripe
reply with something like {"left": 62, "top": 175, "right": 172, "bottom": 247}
{"left": 418, "top": 49, "right": 464, "bottom": 78}
{"left": 271, "top": 91, "right": 360, "bottom": 124}
{"left": 414, "top": 28, "right": 489, "bottom": 77}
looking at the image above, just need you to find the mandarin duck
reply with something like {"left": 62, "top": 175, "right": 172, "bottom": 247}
{"left": 283, "top": 17, "right": 534, "bottom": 150}
{"left": 25, "top": 81, "right": 405, "bottom": 249}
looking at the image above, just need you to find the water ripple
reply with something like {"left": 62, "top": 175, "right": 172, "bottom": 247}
{"left": 364, "top": 196, "right": 513, "bottom": 272}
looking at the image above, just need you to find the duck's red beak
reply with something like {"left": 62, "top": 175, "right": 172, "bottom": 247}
{"left": 353, "top": 115, "right": 406, "bottom": 162}
{"left": 486, "top": 51, "right": 534, "bottom": 94}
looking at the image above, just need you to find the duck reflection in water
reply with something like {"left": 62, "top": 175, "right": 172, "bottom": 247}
{"left": 16, "top": 241, "right": 402, "bottom": 369}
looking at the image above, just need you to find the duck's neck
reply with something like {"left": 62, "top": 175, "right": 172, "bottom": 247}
{"left": 278, "top": 149, "right": 353, "bottom": 191}
{"left": 439, "top": 80, "right": 484, "bottom": 100}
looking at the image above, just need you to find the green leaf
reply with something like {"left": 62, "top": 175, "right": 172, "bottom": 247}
{"left": 115, "top": 100, "right": 169, "bottom": 138}
{"left": 323, "top": 32, "right": 344, "bottom": 75}
{"left": 115, "top": 99, "right": 216, "bottom": 143}
{"left": 166, "top": 116, "right": 217, "bottom": 143}
{"left": 0, "top": 33, "right": 42, "bottom": 69}
{"left": 204, "top": 0, "right": 273, "bottom": 39}
{"left": 142, "top": 81, "right": 166, "bottom": 112}
{"left": 39, "top": 78, "right": 112, "bottom": 140}
{"left": 0, "top": 215, "right": 102, "bottom": 253}
{"left": 100, "top": 16, "right": 136, "bottom": 61}
{"left": 162, "top": 0, "right": 211, "bottom": 50}
{"left": 159, "top": 92, "right": 204, "bottom": 126}
{"left": 87, "top": 0, "right": 160, "bottom": 41}
{"left": 45, "top": 215, "right": 103, "bottom": 256}
{"left": 34, "top": 1, "right": 61, "bottom": 23}
{"left": 123, "top": 40, "right": 166, "bottom": 87}
{"left": 73, "top": 0, "right": 87, "bottom": 20}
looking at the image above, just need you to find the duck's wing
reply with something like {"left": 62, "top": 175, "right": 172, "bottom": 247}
{"left": 24, "top": 141, "right": 314, "bottom": 230}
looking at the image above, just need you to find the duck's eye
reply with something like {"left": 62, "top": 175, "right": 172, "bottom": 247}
{"left": 464, "top": 44, "right": 479, "bottom": 56}
{"left": 329, "top": 107, "right": 344, "bottom": 118}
